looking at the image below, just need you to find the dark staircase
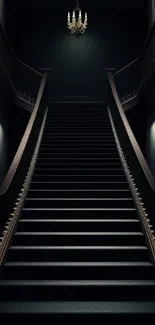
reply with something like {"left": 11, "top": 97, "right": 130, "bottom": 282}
{"left": 1, "top": 103, "right": 155, "bottom": 318}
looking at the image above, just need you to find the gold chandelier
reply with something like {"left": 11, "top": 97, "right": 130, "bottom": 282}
{"left": 67, "top": 0, "right": 88, "bottom": 37}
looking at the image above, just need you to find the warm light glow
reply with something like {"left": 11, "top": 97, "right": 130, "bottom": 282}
{"left": 67, "top": 0, "right": 88, "bottom": 37}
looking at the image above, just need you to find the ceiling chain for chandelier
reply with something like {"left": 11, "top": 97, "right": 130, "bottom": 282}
{"left": 67, "top": 0, "right": 88, "bottom": 37}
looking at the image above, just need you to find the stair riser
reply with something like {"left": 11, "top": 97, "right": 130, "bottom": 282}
{"left": 46, "top": 120, "right": 111, "bottom": 124}
{"left": 30, "top": 182, "right": 129, "bottom": 190}
{"left": 24, "top": 199, "right": 134, "bottom": 209}
{"left": 37, "top": 154, "right": 120, "bottom": 159}
{"left": 45, "top": 121, "right": 111, "bottom": 124}
{"left": 42, "top": 136, "right": 114, "bottom": 139}
{"left": 45, "top": 126, "right": 111, "bottom": 134}
{"left": 37, "top": 159, "right": 120, "bottom": 164}
{"left": 22, "top": 209, "right": 137, "bottom": 219}
{"left": 17, "top": 221, "right": 141, "bottom": 232}
{"left": 33, "top": 169, "right": 124, "bottom": 176}
{"left": 32, "top": 175, "right": 126, "bottom": 182}
{"left": 3, "top": 265, "right": 154, "bottom": 280}
{"left": 2, "top": 285, "right": 155, "bottom": 301}
{"left": 35, "top": 163, "right": 123, "bottom": 169}
{"left": 38, "top": 153, "right": 119, "bottom": 157}
{"left": 41, "top": 139, "right": 115, "bottom": 143}
{"left": 8, "top": 248, "right": 149, "bottom": 262}
{"left": 40, "top": 143, "right": 116, "bottom": 147}
{"left": 27, "top": 190, "right": 131, "bottom": 199}
{"left": 12, "top": 234, "right": 145, "bottom": 246}
{"left": 40, "top": 145, "right": 117, "bottom": 149}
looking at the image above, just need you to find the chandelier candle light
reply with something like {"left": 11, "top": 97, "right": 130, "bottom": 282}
{"left": 67, "top": 0, "right": 88, "bottom": 37}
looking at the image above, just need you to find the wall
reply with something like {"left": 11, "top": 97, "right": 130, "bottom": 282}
{"left": 0, "top": 97, "right": 30, "bottom": 185}
{"left": 5, "top": 0, "right": 148, "bottom": 100}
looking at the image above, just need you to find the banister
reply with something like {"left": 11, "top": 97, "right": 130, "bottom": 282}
{"left": 0, "top": 24, "right": 42, "bottom": 77}
{"left": 107, "top": 71, "right": 155, "bottom": 192}
{"left": 114, "top": 21, "right": 155, "bottom": 76}
{"left": 114, "top": 58, "right": 138, "bottom": 76}
{"left": 0, "top": 72, "right": 48, "bottom": 196}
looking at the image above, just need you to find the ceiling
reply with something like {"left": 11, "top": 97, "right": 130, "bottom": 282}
{"left": 6, "top": 0, "right": 148, "bottom": 12}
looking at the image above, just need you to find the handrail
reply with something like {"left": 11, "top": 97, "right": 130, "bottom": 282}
{"left": 0, "top": 24, "right": 41, "bottom": 76}
{"left": 114, "top": 58, "right": 138, "bottom": 76}
{"left": 0, "top": 24, "right": 43, "bottom": 104}
{"left": 114, "top": 21, "right": 155, "bottom": 76}
{"left": 0, "top": 73, "right": 48, "bottom": 196}
{"left": 107, "top": 71, "right": 155, "bottom": 192}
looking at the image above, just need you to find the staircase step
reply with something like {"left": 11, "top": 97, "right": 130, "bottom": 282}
{"left": 40, "top": 144, "right": 117, "bottom": 148}
{"left": 38, "top": 151, "right": 118, "bottom": 156}
{"left": 35, "top": 162, "right": 123, "bottom": 169}
{"left": 45, "top": 122, "right": 112, "bottom": 126}
{"left": 43, "top": 134, "right": 114, "bottom": 139}
{"left": 33, "top": 168, "right": 124, "bottom": 176}
{"left": 24, "top": 197, "right": 134, "bottom": 209}
{"left": 43, "top": 133, "right": 113, "bottom": 136}
{"left": 1, "top": 301, "right": 155, "bottom": 316}
{"left": 30, "top": 181, "right": 129, "bottom": 190}
{"left": 22, "top": 208, "right": 138, "bottom": 219}
{"left": 3, "top": 262, "right": 154, "bottom": 280}
{"left": 8, "top": 246, "right": 149, "bottom": 262}
{"left": 44, "top": 130, "right": 112, "bottom": 134}
{"left": 12, "top": 232, "right": 145, "bottom": 246}
{"left": 1, "top": 280, "right": 155, "bottom": 301}
{"left": 37, "top": 158, "right": 120, "bottom": 164}
{"left": 38, "top": 154, "right": 120, "bottom": 159}
{"left": 28, "top": 189, "right": 131, "bottom": 198}
{"left": 17, "top": 219, "right": 141, "bottom": 232}
{"left": 32, "top": 175, "right": 126, "bottom": 182}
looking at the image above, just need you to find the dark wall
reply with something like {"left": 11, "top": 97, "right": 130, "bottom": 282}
{"left": 5, "top": 0, "right": 148, "bottom": 100}
{"left": 0, "top": 89, "right": 30, "bottom": 185}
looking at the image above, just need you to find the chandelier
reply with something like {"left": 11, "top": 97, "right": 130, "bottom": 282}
{"left": 67, "top": 0, "right": 88, "bottom": 37}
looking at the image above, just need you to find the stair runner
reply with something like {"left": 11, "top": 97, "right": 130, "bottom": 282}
{"left": 0, "top": 103, "right": 155, "bottom": 319}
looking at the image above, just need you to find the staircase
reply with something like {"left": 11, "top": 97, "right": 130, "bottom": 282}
{"left": 1, "top": 103, "right": 155, "bottom": 318}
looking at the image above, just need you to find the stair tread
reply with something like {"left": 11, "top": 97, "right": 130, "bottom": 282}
{"left": 19, "top": 219, "right": 139, "bottom": 223}
{"left": 25, "top": 198, "right": 132, "bottom": 201}
{"left": 0, "top": 301, "right": 155, "bottom": 314}
{"left": 22, "top": 208, "right": 136, "bottom": 211}
{"left": 10, "top": 246, "right": 148, "bottom": 250}
{"left": 29, "top": 189, "right": 130, "bottom": 192}
{"left": 1, "top": 280, "right": 155, "bottom": 286}
{"left": 31, "top": 182, "right": 128, "bottom": 184}
{"left": 15, "top": 232, "right": 143, "bottom": 235}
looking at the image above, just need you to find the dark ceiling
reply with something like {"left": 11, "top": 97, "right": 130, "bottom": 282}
{"left": 6, "top": 0, "right": 148, "bottom": 12}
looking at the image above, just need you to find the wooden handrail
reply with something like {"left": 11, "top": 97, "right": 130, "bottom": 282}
{"left": 0, "top": 24, "right": 42, "bottom": 76}
{"left": 107, "top": 71, "right": 155, "bottom": 192}
{"left": 114, "top": 21, "right": 155, "bottom": 76}
{"left": 0, "top": 72, "right": 48, "bottom": 195}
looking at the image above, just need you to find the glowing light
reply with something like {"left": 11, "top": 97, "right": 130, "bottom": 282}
{"left": 67, "top": 0, "right": 88, "bottom": 38}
